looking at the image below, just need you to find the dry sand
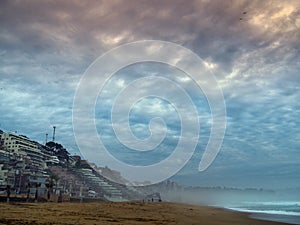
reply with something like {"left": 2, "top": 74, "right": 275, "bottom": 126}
{"left": 0, "top": 202, "right": 292, "bottom": 225}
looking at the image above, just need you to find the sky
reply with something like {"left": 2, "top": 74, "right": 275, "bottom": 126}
{"left": 0, "top": 0, "right": 300, "bottom": 188}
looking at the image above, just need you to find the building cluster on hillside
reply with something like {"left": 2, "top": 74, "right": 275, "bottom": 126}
{"left": 0, "top": 129, "right": 182, "bottom": 202}
{"left": 0, "top": 130, "right": 73, "bottom": 195}
{"left": 0, "top": 130, "right": 144, "bottom": 201}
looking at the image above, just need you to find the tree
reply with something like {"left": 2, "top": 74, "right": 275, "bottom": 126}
{"left": 6, "top": 185, "right": 10, "bottom": 203}
{"left": 26, "top": 183, "right": 31, "bottom": 202}
{"left": 34, "top": 183, "right": 41, "bottom": 203}
{"left": 49, "top": 174, "right": 59, "bottom": 195}
{"left": 56, "top": 148, "right": 70, "bottom": 163}
{"left": 46, "top": 141, "right": 70, "bottom": 164}
{"left": 46, "top": 175, "right": 56, "bottom": 202}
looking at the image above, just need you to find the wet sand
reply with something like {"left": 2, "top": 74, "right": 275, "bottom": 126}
{"left": 0, "top": 202, "right": 293, "bottom": 225}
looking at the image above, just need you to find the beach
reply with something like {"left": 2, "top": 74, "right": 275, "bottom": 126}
{"left": 0, "top": 202, "right": 293, "bottom": 225}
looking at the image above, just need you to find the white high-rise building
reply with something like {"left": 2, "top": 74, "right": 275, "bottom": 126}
{"left": 0, "top": 133, "right": 46, "bottom": 170}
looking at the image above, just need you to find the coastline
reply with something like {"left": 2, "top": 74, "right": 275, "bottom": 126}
{"left": 220, "top": 202, "right": 300, "bottom": 225}
{"left": 223, "top": 206, "right": 300, "bottom": 225}
{"left": 0, "top": 201, "right": 295, "bottom": 225}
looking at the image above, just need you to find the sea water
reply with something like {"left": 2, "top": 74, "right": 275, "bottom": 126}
{"left": 227, "top": 201, "right": 300, "bottom": 224}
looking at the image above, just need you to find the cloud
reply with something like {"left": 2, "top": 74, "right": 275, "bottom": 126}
{"left": 0, "top": 0, "right": 299, "bottom": 187}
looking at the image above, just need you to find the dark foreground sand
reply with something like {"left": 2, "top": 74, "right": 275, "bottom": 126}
{"left": 0, "top": 202, "right": 293, "bottom": 225}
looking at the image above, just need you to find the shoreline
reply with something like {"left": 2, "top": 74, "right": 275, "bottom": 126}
{"left": 223, "top": 206, "right": 300, "bottom": 225}
{"left": 0, "top": 201, "right": 295, "bottom": 225}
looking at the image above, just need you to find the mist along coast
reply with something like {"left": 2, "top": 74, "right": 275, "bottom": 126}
{"left": 0, "top": 202, "right": 296, "bottom": 225}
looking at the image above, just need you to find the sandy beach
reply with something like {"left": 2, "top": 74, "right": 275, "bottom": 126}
{"left": 0, "top": 202, "right": 293, "bottom": 225}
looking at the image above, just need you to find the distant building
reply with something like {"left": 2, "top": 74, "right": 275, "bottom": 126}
{"left": 0, "top": 129, "right": 4, "bottom": 151}
{"left": 0, "top": 163, "right": 8, "bottom": 186}
{"left": 0, "top": 132, "right": 57, "bottom": 193}
{"left": 0, "top": 133, "right": 46, "bottom": 171}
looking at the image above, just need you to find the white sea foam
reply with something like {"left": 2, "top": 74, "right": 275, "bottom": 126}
{"left": 227, "top": 207, "right": 300, "bottom": 216}
{"left": 243, "top": 201, "right": 300, "bottom": 206}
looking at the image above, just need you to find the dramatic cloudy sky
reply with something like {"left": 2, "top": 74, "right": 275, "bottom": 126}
{"left": 1, "top": 0, "right": 300, "bottom": 188}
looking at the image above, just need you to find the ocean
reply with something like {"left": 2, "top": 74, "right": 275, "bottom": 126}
{"left": 227, "top": 201, "right": 300, "bottom": 224}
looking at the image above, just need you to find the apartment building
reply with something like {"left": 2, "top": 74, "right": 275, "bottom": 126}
{"left": 0, "top": 133, "right": 46, "bottom": 171}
